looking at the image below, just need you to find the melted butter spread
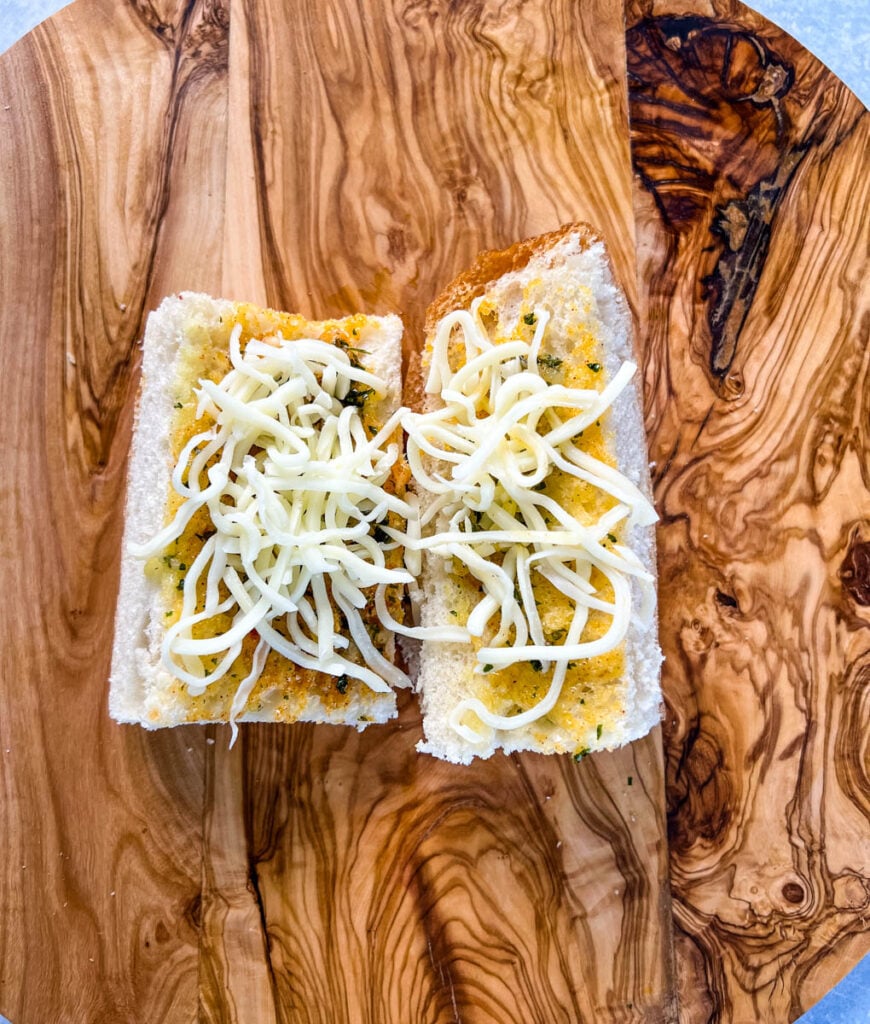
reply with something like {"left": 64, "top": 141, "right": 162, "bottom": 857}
{"left": 137, "top": 305, "right": 411, "bottom": 732}
{"left": 402, "top": 284, "right": 657, "bottom": 752}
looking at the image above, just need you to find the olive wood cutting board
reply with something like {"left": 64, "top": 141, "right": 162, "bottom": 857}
{"left": 0, "top": 1, "right": 865, "bottom": 1022}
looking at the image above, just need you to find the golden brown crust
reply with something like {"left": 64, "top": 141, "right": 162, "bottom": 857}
{"left": 406, "top": 223, "right": 604, "bottom": 415}
{"left": 423, "top": 222, "right": 602, "bottom": 338}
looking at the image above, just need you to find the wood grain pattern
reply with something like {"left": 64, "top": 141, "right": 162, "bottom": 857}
{"left": 6, "top": 0, "right": 866, "bottom": 1019}
{"left": 213, "top": 703, "right": 672, "bottom": 1024}
{"left": 0, "top": 0, "right": 227, "bottom": 1019}
{"left": 228, "top": 0, "right": 641, "bottom": 329}
{"left": 625, "top": 2, "right": 870, "bottom": 1021}
{"left": 200, "top": 729, "right": 278, "bottom": 1024}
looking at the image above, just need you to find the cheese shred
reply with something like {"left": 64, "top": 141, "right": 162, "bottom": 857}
{"left": 132, "top": 324, "right": 415, "bottom": 737}
{"left": 402, "top": 299, "right": 657, "bottom": 744}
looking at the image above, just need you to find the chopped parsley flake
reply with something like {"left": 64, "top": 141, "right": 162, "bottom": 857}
{"left": 340, "top": 384, "right": 374, "bottom": 408}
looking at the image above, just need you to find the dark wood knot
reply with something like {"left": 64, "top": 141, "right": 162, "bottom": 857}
{"left": 626, "top": 15, "right": 802, "bottom": 379}
{"left": 840, "top": 538, "right": 870, "bottom": 606}
{"left": 185, "top": 891, "right": 203, "bottom": 930}
{"left": 781, "top": 881, "right": 805, "bottom": 904}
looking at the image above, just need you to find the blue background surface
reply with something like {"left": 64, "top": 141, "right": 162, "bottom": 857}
{"left": 794, "top": 953, "right": 869, "bottom": 1023}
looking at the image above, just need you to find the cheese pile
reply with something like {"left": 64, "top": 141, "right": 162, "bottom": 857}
{"left": 132, "top": 324, "right": 415, "bottom": 737}
{"left": 401, "top": 299, "right": 657, "bottom": 743}
{"left": 133, "top": 301, "right": 656, "bottom": 745}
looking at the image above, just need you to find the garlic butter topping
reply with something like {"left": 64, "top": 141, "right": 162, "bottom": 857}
{"left": 132, "top": 323, "right": 414, "bottom": 739}
{"left": 401, "top": 298, "right": 657, "bottom": 744}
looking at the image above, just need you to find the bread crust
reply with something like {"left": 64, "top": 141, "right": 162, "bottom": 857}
{"left": 424, "top": 222, "right": 603, "bottom": 336}
{"left": 405, "top": 222, "right": 604, "bottom": 416}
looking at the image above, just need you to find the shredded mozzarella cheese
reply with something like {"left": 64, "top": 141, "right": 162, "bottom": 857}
{"left": 402, "top": 299, "right": 657, "bottom": 744}
{"left": 132, "top": 323, "right": 415, "bottom": 740}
